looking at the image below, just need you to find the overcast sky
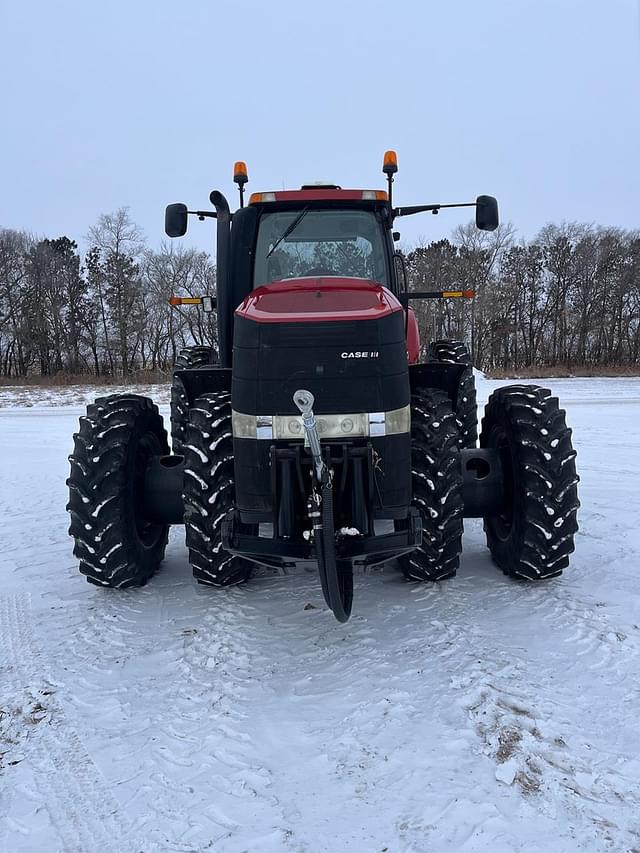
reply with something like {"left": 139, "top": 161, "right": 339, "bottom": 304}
{"left": 1, "top": 0, "right": 639, "bottom": 255}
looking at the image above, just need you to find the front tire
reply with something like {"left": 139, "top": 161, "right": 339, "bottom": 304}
{"left": 428, "top": 339, "right": 477, "bottom": 448}
{"left": 171, "top": 345, "right": 216, "bottom": 454}
{"left": 480, "top": 385, "right": 580, "bottom": 579}
{"left": 399, "top": 389, "right": 464, "bottom": 582}
{"left": 67, "top": 395, "right": 169, "bottom": 587}
{"left": 182, "top": 392, "right": 253, "bottom": 586}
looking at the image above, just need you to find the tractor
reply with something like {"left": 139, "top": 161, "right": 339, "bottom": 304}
{"left": 67, "top": 153, "right": 580, "bottom": 622}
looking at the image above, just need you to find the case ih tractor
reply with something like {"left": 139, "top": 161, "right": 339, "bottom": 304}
{"left": 67, "top": 153, "right": 580, "bottom": 622}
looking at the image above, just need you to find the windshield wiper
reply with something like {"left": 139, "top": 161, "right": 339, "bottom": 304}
{"left": 266, "top": 207, "right": 309, "bottom": 259}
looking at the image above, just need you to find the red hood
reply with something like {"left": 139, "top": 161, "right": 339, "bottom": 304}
{"left": 235, "top": 276, "right": 403, "bottom": 324}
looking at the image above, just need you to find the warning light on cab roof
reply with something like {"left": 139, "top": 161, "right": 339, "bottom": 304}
{"left": 233, "top": 161, "right": 248, "bottom": 184}
{"left": 383, "top": 150, "right": 398, "bottom": 175}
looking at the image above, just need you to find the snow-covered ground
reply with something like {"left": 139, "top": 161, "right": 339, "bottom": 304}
{"left": 1, "top": 377, "right": 639, "bottom": 853}
{"left": 0, "top": 383, "right": 170, "bottom": 410}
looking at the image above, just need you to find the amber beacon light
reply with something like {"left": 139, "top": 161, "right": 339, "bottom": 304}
{"left": 382, "top": 150, "right": 398, "bottom": 175}
{"left": 234, "top": 161, "right": 249, "bottom": 206}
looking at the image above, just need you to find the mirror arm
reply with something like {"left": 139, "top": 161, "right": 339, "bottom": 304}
{"left": 188, "top": 209, "right": 217, "bottom": 221}
{"left": 393, "top": 201, "right": 477, "bottom": 218}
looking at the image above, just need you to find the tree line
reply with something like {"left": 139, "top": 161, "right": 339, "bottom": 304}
{"left": 406, "top": 222, "right": 640, "bottom": 370}
{"left": 1, "top": 209, "right": 638, "bottom": 378}
{"left": 0, "top": 208, "right": 216, "bottom": 378}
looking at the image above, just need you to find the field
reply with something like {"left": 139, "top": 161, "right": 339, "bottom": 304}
{"left": 1, "top": 377, "right": 639, "bottom": 853}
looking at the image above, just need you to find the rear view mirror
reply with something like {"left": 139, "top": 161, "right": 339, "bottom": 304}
{"left": 165, "top": 203, "right": 188, "bottom": 237}
{"left": 475, "top": 195, "right": 499, "bottom": 231}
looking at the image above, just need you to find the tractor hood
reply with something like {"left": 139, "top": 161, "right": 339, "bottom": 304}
{"left": 231, "top": 274, "right": 411, "bottom": 521}
{"left": 235, "top": 277, "right": 402, "bottom": 324}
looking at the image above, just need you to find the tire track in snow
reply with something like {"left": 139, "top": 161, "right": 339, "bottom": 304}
{"left": 0, "top": 593, "right": 135, "bottom": 853}
{"left": 176, "top": 598, "right": 289, "bottom": 850}
{"left": 55, "top": 575, "right": 291, "bottom": 852}
{"left": 220, "top": 556, "right": 640, "bottom": 850}
{"left": 445, "top": 578, "right": 640, "bottom": 850}
{"left": 471, "top": 577, "right": 640, "bottom": 674}
{"left": 186, "top": 568, "right": 640, "bottom": 852}
{"left": 211, "top": 573, "right": 513, "bottom": 852}
{"left": 289, "top": 565, "right": 640, "bottom": 850}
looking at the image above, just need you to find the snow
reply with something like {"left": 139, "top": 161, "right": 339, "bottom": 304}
{"left": 1, "top": 377, "right": 640, "bottom": 852}
{"left": 0, "top": 383, "right": 170, "bottom": 410}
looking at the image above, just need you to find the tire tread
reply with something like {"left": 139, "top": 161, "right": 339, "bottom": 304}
{"left": 428, "top": 339, "right": 478, "bottom": 448}
{"left": 480, "top": 384, "right": 580, "bottom": 580}
{"left": 67, "top": 394, "right": 169, "bottom": 587}
{"left": 171, "top": 345, "right": 216, "bottom": 453}
{"left": 182, "top": 392, "right": 252, "bottom": 586}
{"left": 399, "top": 388, "right": 464, "bottom": 582}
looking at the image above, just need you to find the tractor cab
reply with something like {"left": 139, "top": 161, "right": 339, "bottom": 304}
{"left": 248, "top": 188, "right": 393, "bottom": 290}
{"left": 165, "top": 154, "right": 499, "bottom": 372}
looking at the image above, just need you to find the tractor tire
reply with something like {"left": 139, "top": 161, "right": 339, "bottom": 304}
{"left": 428, "top": 339, "right": 477, "bottom": 448}
{"left": 171, "top": 345, "right": 217, "bottom": 454}
{"left": 182, "top": 391, "right": 253, "bottom": 586}
{"left": 399, "top": 388, "right": 464, "bottom": 582}
{"left": 480, "top": 385, "right": 580, "bottom": 580}
{"left": 67, "top": 394, "right": 170, "bottom": 587}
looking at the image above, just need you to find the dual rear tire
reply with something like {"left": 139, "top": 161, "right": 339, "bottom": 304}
{"left": 403, "top": 382, "right": 579, "bottom": 584}
{"left": 68, "top": 391, "right": 248, "bottom": 590}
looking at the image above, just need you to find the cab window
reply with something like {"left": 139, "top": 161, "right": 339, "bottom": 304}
{"left": 253, "top": 209, "right": 389, "bottom": 288}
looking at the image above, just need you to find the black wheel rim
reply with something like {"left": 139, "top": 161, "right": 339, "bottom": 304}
{"left": 133, "top": 431, "right": 165, "bottom": 547}
{"left": 489, "top": 424, "right": 515, "bottom": 541}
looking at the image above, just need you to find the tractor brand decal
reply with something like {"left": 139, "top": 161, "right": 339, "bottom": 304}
{"left": 341, "top": 351, "right": 380, "bottom": 359}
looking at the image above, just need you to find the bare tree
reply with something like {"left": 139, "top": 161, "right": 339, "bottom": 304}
{"left": 87, "top": 208, "right": 146, "bottom": 375}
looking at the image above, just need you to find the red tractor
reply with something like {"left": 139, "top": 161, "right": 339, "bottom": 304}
{"left": 67, "top": 153, "right": 579, "bottom": 622}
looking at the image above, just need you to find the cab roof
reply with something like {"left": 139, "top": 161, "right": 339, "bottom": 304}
{"left": 248, "top": 189, "right": 388, "bottom": 204}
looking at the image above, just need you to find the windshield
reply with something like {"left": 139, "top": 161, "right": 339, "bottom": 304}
{"left": 253, "top": 209, "right": 388, "bottom": 287}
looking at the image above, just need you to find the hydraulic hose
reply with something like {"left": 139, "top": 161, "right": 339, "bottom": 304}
{"left": 315, "top": 483, "right": 353, "bottom": 623}
{"left": 294, "top": 388, "right": 353, "bottom": 623}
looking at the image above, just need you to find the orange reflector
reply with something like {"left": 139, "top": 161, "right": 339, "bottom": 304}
{"left": 234, "top": 161, "right": 248, "bottom": 184}
{"left": 249, "top": 192, "right": 276, "bottom": 204}
{"left": 169, "top": 296, "right": 202, "bottom": 306}
{"left": 442, "top": 290, "right": 475, "bottom": 299}
{"left": 362, "top": 190, "right": 389, "bottom": 201}
{"left": 383, "top": 150, "right": 398, "bottom": 174}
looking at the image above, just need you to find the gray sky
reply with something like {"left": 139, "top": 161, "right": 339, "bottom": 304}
{"left": 1, "top": 0, "right": 639, "bottom": 255}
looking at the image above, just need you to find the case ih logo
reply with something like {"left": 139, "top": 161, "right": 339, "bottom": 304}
{"left": 341, "top": 351, "right": 380, "bottom": 359}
